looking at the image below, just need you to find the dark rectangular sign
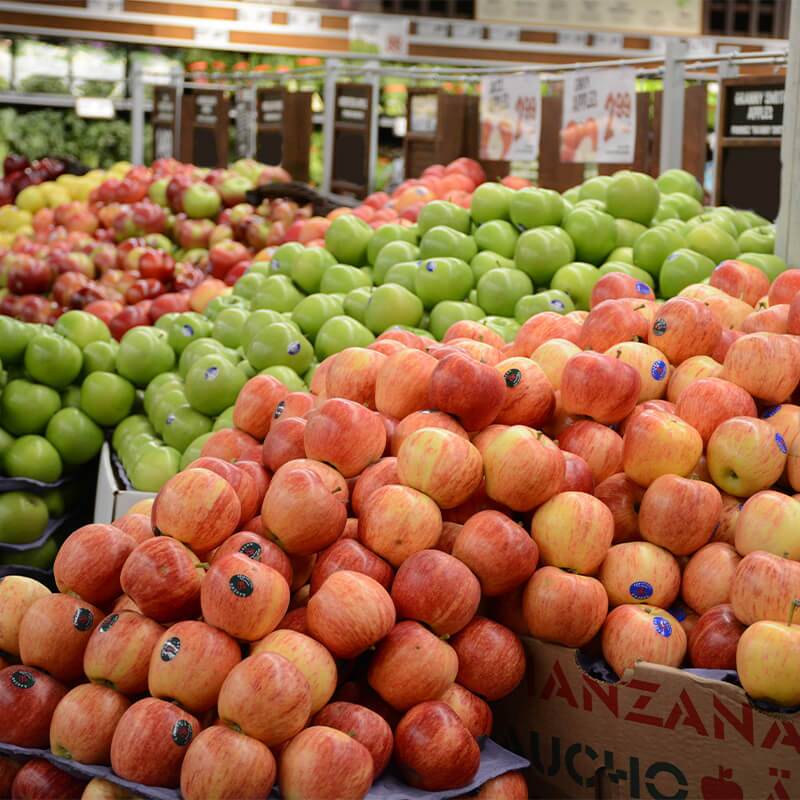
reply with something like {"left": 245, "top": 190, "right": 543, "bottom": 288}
{"left": 724, "top": 84, "right": 784, "bottom": 138}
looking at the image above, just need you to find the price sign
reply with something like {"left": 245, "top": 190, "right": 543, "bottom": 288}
{"left": 416, "top": 21, "right": 450, "bottom": 38}
{"left": 561, "top": 68, "right": 636, "bottom": 163}
{"left": 479, "top": 74, "right": 541, "bottom": 161}
{"left": 451, "top": 22, "right": 484, "bottom": 40}
{"left": 238, "top": 4, "right": 271, "bottom": 24}
{"left": 194, "top": 26, "right": 230, "bottom": 46}
{"left": 75, "top": 97, "right": 116, "bottom": 119}
{"left": 87, "top": 0, "right": 123, "bottom": 12}
{"left": 287, "top": 10, "right": 321, "bottom": 31}
{"left": 488, "top": 25, "right": 520, "bottom": 42}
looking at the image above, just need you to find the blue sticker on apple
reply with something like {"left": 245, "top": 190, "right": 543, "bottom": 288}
{"left": 425, "top": 261, "right": 436, "bottom": 272}
{"left": 549, "top": 299, "right": 565, "bottom": 310}
{"left": 204, "top": 366, "right": 218, "bottom": 381}
{"left": 635, "top": 282, "right": 650, "bottom": 295}
{"left": 652, "top": 318, "right": 667, "bottom": 336}
{"left": 652, "top": 616, "right": 673, "bottom": 638}
{"left": 629, "top": 581, "right": 654, "bottom": 600}
{"left": 776, "top": 433, "right": 788, "bottom": 454}
{"left": 668, "top": 604, "right": 687, "bottom": 622}
{"left": 166, "top": 414, "right": 175, "bottom": 425}
{"left": 762, "top": 405, "right": 781, "bottom": 419}
{"left": 270, "top": 258, "right": 280, "bottom": 271}
{"left": 650, "top": 360, "right": 667, "bottom": 381}
{"left": 287, "top": 341, "right": 301, "bottom": 356}
{"left": 181, "top": 324, "right": 194, "bottom": 337}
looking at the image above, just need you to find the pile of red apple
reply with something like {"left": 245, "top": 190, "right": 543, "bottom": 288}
{"left": 0, "top": 155, "right": 72, "bottom": 207}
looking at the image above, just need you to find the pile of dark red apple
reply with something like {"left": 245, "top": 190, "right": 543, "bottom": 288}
{"left": 3, "top": 257, "right": 800, "bottom": 799}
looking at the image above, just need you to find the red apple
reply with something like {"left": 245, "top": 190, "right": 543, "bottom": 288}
{"left": 0, "top": 666, "right": 66, "bottom": 747}
{"left": 310, "top": 538, "right": 393, "bottom": 595}
{"left": 201, "top": 428, "right": 263, "bottom": 463}
{"left": 591, "top": 272, "right": 655, "bottom": 307}
{"left": 557, "top": 420, "right": 623, "bottom": 485}
{"left": 350, "top": 458, "right": 398, "bottom": 517}
{"left": 666, "top": 355, "right": 723, "bottom": 403}
{"left": 723, "top": 332, "right": 800, "bottom": 404}
{"left": 0, "top": 575, "right": 51, "bottom": 657}
{"left": 391, "top": 409, "right": 468, "bottom": 456}
{"left": 493, "top": 356, "right": 555, "bottom": 428}
{"left": 325, "top": 347, "right": 387, "bottom": 409}
{"left": 734, "top": 490, "right": 800, "bottom": 560}
{"left": 437, "top": 682, "right": 492, "bottom": 739}
{"left": 10, "top": 759, "right": 86, "bottom": 800}
{"left": 233, "top": 374, "right": 288, "bottom": 440}
{"left": 509, "top": 312, "right": 582, "bottom": 358}
{"left": 0, "top": 757, "right": 20, "bottom": 798}
{"left": 262, "top": 416, "right": 307, "bottom": 472}
{"left": 674, "top": 377, "right": 757, "bottom": 445}
{"left": 579, "top": 299, "right": 649, "bottom": 352}
{"left": 594, "top": 472, "right": 644, "bottom": 544}
{"left": 687, "top": 604, "right": 744, "bottom": 669}
{"left": 375, "top": 349, "right": 438, "bottom": 420}
{"left": 648, "top": 297, "right": 721, "bottom": 365}
{"left": 710, "top": 259, "right": 770, "bottom": 306}
{"left": 471, "top": 771, "right": 529, "bottom": 800}
{"left": 185, "top": 457, "right": 260, "bottom": 526}
{"left": 112, "top": 513, "right": 153, "bottom": 545}
{"left": 561, "top": 351, "right": 641, "bottom": 424}
{"left": 212, "top": 531, "right": 292, "bottom": 585}
{"left": 730, "top": 550, "right": 800, "bottom": 624}
{"left": 599, "top": 541, "right": 680, "bottom": 608}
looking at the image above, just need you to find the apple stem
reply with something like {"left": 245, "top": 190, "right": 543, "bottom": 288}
{"left": 788, "top": 599, "right": 800, "bottom": 627}
{"left": 198, "top": 561, "right": 210, "bottom": 570}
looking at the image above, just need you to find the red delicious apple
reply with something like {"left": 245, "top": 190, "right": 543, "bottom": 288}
{"left": 212, "top": 531, "right": 292, "bottom": 585}
{"left": 0, "top": 575, "right": 51, "bottom": 657}
{"left": 310, "top": 539, "right": 393, "bottom": 595}
{"left": 375, "top": 348, "right": 437, "bottom": 420}
{"left": 561, "top": 351, "right": 641, "bottom": 424}
{"left": 233, "top": 374, "right": 288, "bottom": 440}
{"left": 0, "top": 666, "right": 66, "bottom": 747}
{"left": 648, "top": 297, "right": 721, "bottom": 365}
{"left": 110, "top": 697, "right": 200, "bottom": 787}
{"left": 687, "top": 604, "right": 744, "bottom": 669}
{"left": 730, "top": 550, "right": 800, "bottom": 624}
{"left": 10, "top": 759, "right": 86, "bottom": 800}
{"left": 599, "top": 541, "right": 680, "bottom": 608}
{"left": 390, "top": 409, "right": 468, "bottom": 455}
{"left": 218, "top": 652, "right": 312, "bottom": 745}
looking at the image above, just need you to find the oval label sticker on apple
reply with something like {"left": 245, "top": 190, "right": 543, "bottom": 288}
{"left": 629, "top": 581, "right": 654, "bottom": 601}
{"left": 239, "top": 541, "right": 262, "bottom": 560}
{"left": 99, "top": 614, "right": 119, "bottom": 633}
{"left": 161, "top": 636, "right": 181, "bottom": 662}
{"left": 229, "top": 574, "right": 254, "bottom": 597}
{"left": 73, "top": 608, "right": 94, "bottom": 632}
{"left": 652, "top": 616, "right": 673, "bottom": 638}
{"left": 172, "top": 719, "right": 193, "bottom": 747}
{"left": 10, "top": 670, "right": 35, "bottom": 690}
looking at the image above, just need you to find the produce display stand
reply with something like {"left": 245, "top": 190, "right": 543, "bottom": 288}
{"left": 328, "top": 80, "right": 377, "bottom": 198}
{"left": 93, "top": 443, "right": 155, "bottom": 525}
{"left": 180, "top": 85, "right": 231, "bottom": 169}
{"left": 254, "top": 86, "right": 314, "bottom": 183}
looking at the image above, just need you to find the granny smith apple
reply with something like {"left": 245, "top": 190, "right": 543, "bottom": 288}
{"left": 471, "top": 251, "right": 516, "bottom": 281}
{"left": 127, "top": 445, "right": 180, "bottom": 492}
{"left": 428, "top": 301, "right": 484, "bottom": 341}
{"left": 562, "top": 186, "right": 581, "bottom": 205}
{"left": 117, "top": 327, "right": 175, "bottom": 387}
{"left": 185, "top": 355, "right": 248, "bottom": 417}
{"left": 607, "top": 246, "right": 634, "bottom": 264}
{"left": 477, "top": 268, "right": 534, "bottom": 317}
{"left": 661, "top": 192, "right": 703, "bottom": 221}
{"left": 614, "top": 219, "right": 647, "bottom": 248}
{"left": 418, "top": 200, "right": 471, "bottom": 235}
{"left": 383, "top": 262, "right": 418, "bottom": 293}
{"left": 0, "top": 537, "right": 57, "bottom": 568}
{"left": 738, "top": 225, "right": 775, "bottom": 254}
{"left": 0, "top": 491, "right": 48, "bottom": 544}
{"left": 0, "top": 317, "right": 34, "bottom": 364}
{"left": 633, "top": 226, "right": 685, "bottom": 277}
{"left": 576, "top": 198, "right": 607, "bottom": 212}
{"left": 657, "top": 168, "right": 703, "bottom": 201}
{"left": 260, "top": 366, "right": 306, "bottom": 392}
{"left": 514, "top": 290, "right": 575, "bottom": 322}
{"left": 414, "top": 257, "right": 474, "bottom": 310}
{"left": 269, "top": 242, "right": 305, "bottom": 277}
{"left": 41, "top": 488, "right": 65, "bottom": 518}
{"left": 82, "top": 339, "right": 119, "bottom": 376}
{"left": 45, "top": 407, "right": 103, "bottom": 465}
{"left": 597, "top": 261, "right": 655, "bottom": 289}
{"left": 474, "top": 220, "right": 519, "bottom": 259}
{"left": 325, "top": 215, "right": 373, "bottom": 266}
{"left": 167, "top": 312, "right": 212, "bottom": 355}
{"left": 1, "top": 380, "right": 60, "bottom": 435}
{"left": 320, "top": 264, "right": 372, "bottom": 294}
{"left": 253, "top": 274, "right": 305, "bottom": 312}
{"left": 686, "top": 222, "right": 739, "bottom": 264}
{"left": 241, "top": 310, "right": 286, "bottom": 351}
{"left": 510, "top": 187, "right": 564, "bottom": 230}
{"left": 578, "top": 176, "right": 611, "bottom": 202}
{"left": 364, "top": 284, "right": 424, "bottom": 334}
{"left": 470, "top": 182, "right": 513, "bottom": 224}
{"left": 4, "top": 435, "right": 63, "bottom": 483}
{"left": 659, "top": 248, "right": 715, "bottom": 297}
{"left": 162, "top": 405, "right": 213, "bottom": 453}
{"left": 739, "top": 210, "right": 771, "bottom": 228}
{"left": 213, "top": 307, "right": 250, "bottom": 349}
{"left": 515, "top": 226, "right": 576, "bottom": 285}
{"left": 563, "top": 206, "right": 617, "bottom": 265}
{"left": 291, "top": 247, "right": 336, "bottom": 294}
{"left": 419, "top": 227, "right": 478, "bottom": 263}
{"left": 314, "top": 316, "right": 375, "bottom": 360}
{"left": 373, "top": 241, "right": 420, "bottom": 284}
{"left": 245, "top": 322, "right": 313, "bottom": 374}
{"left": 150, "top": 387, "right": 189, "bottom": 433}
{"left": 154, "top": 313, "right": 180, "bottom": 332}
{"left": 61, "top": 386, "right": 82, "bottom": 409}
{"left": 686, "top": 212, "right": 738, "bottom": 239}
{"left": 80, "top": 371, "right": 135, "bottom": 427}
{"left": 551, "top": 262, "right": 600, "bottom": 311}
{"left": 180, "top": 432, "right": 214, "bottom": 470}
{"left": 0, "top": 426, "right": 13, "bottom": 465}
{"left": 710, "top": 206, "right": 748, "bottom": 235}
{"left": 738, "top": 252, "right": 786, "bottom": 283}
{"left": 366, "top": 223, "right": 417, "bottom": 265}
{"left": 480, "top": 316, "right": 520, "bottom": 343}
{"left": 184, "top": 182, "right": 222, "bottom": 219}
{"left": 204, "top": 295, "right": 249, "bottom": 322}
{"left": 233, "top": 272, "right": 269, "bottom": 302}
{"left": 238, "top": 359, "right": 256, "bottom": 379}
{"left": 292, "top": 294, "right": 345, "bottom": 339}
{"left": 605, "top": 171, "right": 660, "bottom": 225}
{"left": 652, "top": 203, "right": 680, "bottom": 222}
{"left": 213, "top": 406, "right": 235, "bottom": 431}
{"left": 659, "top": 218, "right": 690, "bottom": 237}
{"left": 112, "top": 413, "right": 153, "bottom": 450}
{"left": 343, "top": 287, "right": 372, "bottom": 324}
{"left": 24, "top": 332, "right": 82, "bottom": 389}
{"left": 54, "top": 310, "right": 111, "bottom": 349}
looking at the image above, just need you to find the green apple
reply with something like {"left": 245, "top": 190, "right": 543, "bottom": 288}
{"left": 470, "top": 182, "right": 513, "bottom": 224}
{"left": 269, "top": 242, "right": 305, "bottom": 277}
{"left": 515, "top": 226, "right": 576, "bottom": 285}
{"left": 686, "top": 222, "right": 739, "bottom": 265}
{"left": 343, "top": 287, "right": 372, "bottom": 324}
{"left": 474, "top": 220, "right": 519, "bottom": 259}
{"left": 127, "top": 445, "right": 180, "bottom": 492}
{"left": 180, "top": 432, "right": 214, "bottom": 470}
{"left": 659, "top": 248, "right": 715, "bottom": 297}
{"left": 614, "top": 219, "right": 647, "bottom": 248}
{"left": 213, "top": 406, "right": 235, "bottom": 431}
{"left": 418, "top": 200, "right": 471, "bottom": 235}
{"left": 364, "top": 283, "right": 424, "bottom": 334}
{"left": 607, "top": 246, "right": 634, "bottom": 264}
{"left": 367, "top": 223, "right": 417, "bottom": 265}
{"left": 710, "top": 207, "right": 748, "bottom": 235}
{"left": 112, "top": 414, "right": 153, "bottom": 452}
{"left": 213, "top": 307, "right": 250, "bottom": 349}
{"left": 652, "top": 203, "right": 680, "bottom": 222}
{"left": 241, "top": 310, "right": 286, "bottom": 351}
{"left": 80, "top": 371, "right": 136, "bottom": 427}
{"left": 515, "top": 289, "right": 575, "bottom": 322}
{"left": 185, "top": 355, "right": 248, "bottom": 417}
{"left": 150, "top": 387, "right": 189, "bottom": 434}
{"left": 183, "top": 182, "right": 222, "bottom": 219}
{"left": 661, "top": 192, "right": 703, "bottom": 221}
{"left": 373, "top": 241, "right": 420, "bottom": 284}
{"left": 739, "top": 210, "right": 771, "bottom": 228}
{"left": 292, "top": 293, "right": 345, "bottom": 339}
{"left": 260, "top": 366, "right": 306, "bottom": 392}
{"left": 4, "top": 435, "right": 62, "bottom": 483}
{"left": 82, "top": 339, "right": 119, "bottom": 376}
{"left": 253, "top": 274, "right": 305, "bottom": 312}
{"left": 61, "top": 385, "right": 82, "bottom": 409}
{"left": 0, "top": 491, "right": 48, "bottom": 544}
{"left": 738, "top": 225, "right": 775, "bottom": 254}
{"left": 45, "top": 407, "right": 103, "bottom": 465}
{"left": 238, "top": 359, "right": 256, "bottom": 379}
{"left": 471, "top": 251, "right": 516, "bottom": 282}
{"left": 117, "top": 327, "right": 175, "bottom": 388}
{"left": 510, "top": 187, "right": 564, "bottom": 230}
{"left": 633, "top": 226, "right": 686, "bottom": 277}
{"left": 428, "top": 301, "right": 484, "bottom": 341}
{"left": 0, "top": 426, "right": 13, "bottom": 464}
{"left": 205, "top": 296, "right": 250, "bottom": 322}
{"left": 597, "top": 261, "right": 655, "bottom": 289}
{"left": 143, "top": 373, "right": 181, "bottom": 417}
{"left": 314, "top": 316, "right": 375, "bottom": 360}
{"left": 562, "top": 186, "right": 581, "bottom": 205}
{"left": 563, "top": 207, "right": 617, "bottom": 265}
{"left": 657, "top": 168, "right": 703, "bottom": 201}
{"left": 0, "top": 317, "right": 34, "bottom": 364}
{"left": 167, "top": 313, "right": 212, "bottom": 355}
{"left": 0, "top": 537, "right": 57, "bottom": 568}
{"left": 477, "top": 268, "right": 534, "bottom": 317}
{"left": 659, "top": 219, "right": 690, "bottom": 237}
{"left": 414, "top": 257, "right": 474, "bottom": 310}
{"left": 233, "top": 272, "right": 269, "bottom": 302}
{"left": 162, "top": 405, "right": 213, "bottom": 453}
{"left": 383, "top": 262, "right": 418, "bottom": 293}
{"left": 154, "top": 313, "right": 180, "bottom": 332}
{"left": 551, "top": 262, "right": 600, "bottom": 311}
{"left": 686, "top": 212, "right": 738, "bottom": 239}
{"left": 1, "top": 380, "right": 60, "bottom": 435}
{"left": 245, "top": 322, "right": 313, "bottom": 374}
{"left": 738, "top": 252, "right": 786, "bottom": 283}
{"left": 291, "top": 247, "right": 337, "bottom": 294}
{"left": 480, "top": 316, "right": 520, "bottom": 343}
{"left": 578, "top": 176, "right": 611, "bottom": 202}
{"left": 24, "top": 332, "right": 82, "bottom": 389}
{"left": 605, "top": 171, "right": 660, "bottom": 225}
{"left": 54, "top": 310, "right": 111, "bottom": 349}
{"left": 325, "top": 215, "right": 373, "bottom": 266}
{"left": 320, "top": 263, "right": 372, "bottom": 294}
{"left": 419, "top": 227, "right": 478, "bottom": 263}
{"left": 41, "top": 487, "right": 65, "bottom": 518}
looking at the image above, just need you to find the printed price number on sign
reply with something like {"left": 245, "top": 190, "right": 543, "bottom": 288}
{"left": 604, "top": 90, "right": 632, "bottom": 141}
{"left": 515, "top": 95, "right": 537, "bottom": 121}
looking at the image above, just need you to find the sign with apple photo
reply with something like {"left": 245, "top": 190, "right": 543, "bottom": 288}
{"left": 561, "top": 68, "right": 636, "bottom": 163}
{"left": 479, "top": 74, "right": 541, "bottom": 162}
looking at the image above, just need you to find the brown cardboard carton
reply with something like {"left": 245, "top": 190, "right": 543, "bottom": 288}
{"left": 493, "top": 637, "right": 800, "bottom": 800}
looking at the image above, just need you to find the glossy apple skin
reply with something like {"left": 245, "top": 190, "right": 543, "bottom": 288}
{"left": 394, "top": 701, "right": 481, "bottom": 792}
{"left": 558, "top": 420, "right": 623, "bottom": 485}
{"left": 0, "top": 575, "right": 51, "bottom": 657}
{"left": 510, "top": 312, "right": 582, "bottom": 359}
{"left": 681, "top": 542, "right": 740, "bottom": 616}
{"left": 351, "top": 458, "right": 399, "bottom": 517}
{"left": 437, "top": 682, "right": 493, "bottom": 739}
{"left": 522, "top": 567, "right": 608, "bottom": 648}
{"left": 711, "top": 259, "right": 770, "bottom": 306}
{"left": 110, "top": 697, "right": 200, "bottom": 788}
{"left": 647, "top": 297, "right": 721, "bottom": 365}
{"left": 212, "top": 531, "right": 292, "bottom": 586}
{"left": 390, "top": 409, "right": 468, "bottom": 456}
{"left": 594, "top": 473, "right": 644, "bottom": 544}
{"left": 561, "top": 352, "right": 641, "bottom": 424}
{"left": 579, "top": 299, "right": 648, "bottom": 352}
{"left": 734, "top": 490, "right": 800, "bottom": 561}
{"left": 375, "top": 349, "right": 437, "bottom": 421}
{"left": 675, "top": 377, "right": 757, "bottom": 445}
{"left": 730, "top": 550, "right": 800, "bottom": 625}
{"left": 599, "top": 541, "right": 681, "bottom": 608}
{"left": 326, "top": 347, "right": 387, "bottom": 409}
{"left": 185, "top": 458, "right": 260, "bottom": 526}
{"left": 262, "top": 416, "right": 307, "bottom": 472}
{"left": 0, "top": 666, "right": 66, "bottom": 747}
{"left": 666, "top": 355, "right": 723, "bottom": 404}
{"left": 472, "top": 771, "right": 529, "bottom": 800}
{"left": 310, "top": 539, "right": 393, "bottom": 595}
{"left": 687, "top": 604, "right": 745, "bottom": 669}
{"left": 723, "top": 332, "right": 800, "bottom": 404}
{"left": 493, "top": 356, "right": 555, "bottom": 428}
{"left": 10, "top": 759, "right": 87, "bottom": 800}
{"left": 180, "top": 726, "right": 276, "bottom": 800}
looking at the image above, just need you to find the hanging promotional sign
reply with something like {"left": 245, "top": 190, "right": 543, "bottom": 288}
{"left": 349, "top": 15, "right": 409, "bottom": 57}
{"left": 560, "top": 68, "right": 636, "bottom": 163}
{"left": 479, "top": 74, "right": 541, "bottom": 161}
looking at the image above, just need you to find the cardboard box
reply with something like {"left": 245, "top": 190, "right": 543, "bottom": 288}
{"left": 493, "top": 637, "right": 800, "bottom": 800}
{"left": 93, "top": 443, "right": 155, "bottom": 524}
